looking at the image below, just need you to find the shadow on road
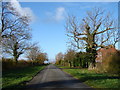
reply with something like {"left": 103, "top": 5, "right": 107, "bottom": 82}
{"left": 24, "top": 79, "right": 94, "bottom": 90}
{"left": 47, "top": 67, "right": 81, "bottom": 69}
{"left": 59, "top": 68, "right": 81, "bottom": 69}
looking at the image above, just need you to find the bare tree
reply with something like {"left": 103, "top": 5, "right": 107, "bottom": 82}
{"left": 1, "top": 2, "right": 31, "bottom": 63}
{"left": 37, "top": 53, "right": 48, "bottom": 64}
{"left": 1, "top": 2, "right": 17, "bottom": 37}
{"left": 64, "top": 49, "right": 76, "bottom": 67}
{"left": 26, "top": 43, "right": 48, "bottom": 64}
{"left": 0, "top": 2, "right": 30, "bottom": 38}
{"left": 108, "top": 26, "right": 119, "bottom": 47}
{"left": 26, "top": 43, "right": 41, "bottom": 61}
{"left": 55, "top": 52, "right": 64, "bottom": 65}
{"left": 66, "top": 8, "right": 118, "bottom": 67}
{"left": 2, "top": 24, "right": 31, "bottom": 63}
{"left": 55, "top": 52, "right": 64, "bottom": 61}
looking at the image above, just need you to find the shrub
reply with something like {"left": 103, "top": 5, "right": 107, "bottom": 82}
{"left": 2, "top": 58, "right": 40, "bottom": 71}
{"left": 2, "top": 58, "right": 16, "bottom": 70}
{"left": 102, "top": 50, "right": 120, "bottom": 74}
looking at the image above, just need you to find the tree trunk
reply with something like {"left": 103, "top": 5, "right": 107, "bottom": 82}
{"left": 14, "top": 55, "right": 18, "bottom": 63}
{"left": 69, "top": 62, "right": 72, "bottom": 68}
{"left": 86, "top": 61, "right": 88, "bottom": 68}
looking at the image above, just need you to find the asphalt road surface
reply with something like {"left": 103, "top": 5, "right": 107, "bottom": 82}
{"left": 25, "top": 64, "right": 94, "bottom": 90}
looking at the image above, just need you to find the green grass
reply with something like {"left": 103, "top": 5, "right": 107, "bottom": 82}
{"left": 2, "top": 65, "right": 46, "bottom": 89}
{"left": 57, "top": 65, "right": 120, "bottom": 88}
{"left": 55, "top": 65, "right": 70, "bottom": 69}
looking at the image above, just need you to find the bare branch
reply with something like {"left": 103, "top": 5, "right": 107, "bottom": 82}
{"left": 96, "top": 27, "right": 115, "bottom": 35}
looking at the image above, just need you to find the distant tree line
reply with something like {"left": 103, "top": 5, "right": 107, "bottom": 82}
{"left": 56, "top": 49, "right": 92, "bottom": 68}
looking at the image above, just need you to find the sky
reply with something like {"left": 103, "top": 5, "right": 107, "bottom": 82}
{"left": 20, "top": 2, "right": 118, "bottom": 62}
{"left": 4, "top": 0, "right": 120, "bottom": 2}
{"left": 7, "top": 0, "right": 118, "bottom": 62}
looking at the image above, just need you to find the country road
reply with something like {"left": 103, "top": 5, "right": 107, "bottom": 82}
{"left": 25, "top": 64, "right": 94, "bottom": 89}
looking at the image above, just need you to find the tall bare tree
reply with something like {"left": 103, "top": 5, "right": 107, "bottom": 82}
{"left": 2, "top": 24, "right": 31, "bottom": 62}
{"left": 66, "top": 8, "right": 118, "bottom": 67}
{"left": 0, "top": 2, "right": 30, "bottom": 38}
{"left": 1, "top": 2, "right": 31, "bottom": 62}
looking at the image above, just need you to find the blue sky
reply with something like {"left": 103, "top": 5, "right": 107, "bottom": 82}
{"left": 19, "top": 2, "right": 118, "bottom": 62}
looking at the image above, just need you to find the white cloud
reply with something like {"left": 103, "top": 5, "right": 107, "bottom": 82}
{"left": 45, "top": 7, "right": 66, "bottom": 22}
{"left": 55, "top": 7, "right": 65, "bottom": 21}
{"left": 9, "top": 0, "right": 35, "bottom": 21}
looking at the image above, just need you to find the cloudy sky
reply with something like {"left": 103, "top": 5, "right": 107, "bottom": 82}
{"left": 8, "top": 0, "right": 118, "bottom": 62}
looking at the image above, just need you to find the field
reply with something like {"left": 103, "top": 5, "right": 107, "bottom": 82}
{"left": 57, "top": 65, "right": 120, "bottom": 88}
{"left": 2, "top": 65, "right": 46, "bottom": 89}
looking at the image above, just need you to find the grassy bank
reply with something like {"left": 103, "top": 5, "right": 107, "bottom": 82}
{"left": 2, "top": 65, "right": 46, "bottom": 89}
{"left": 57, "top": 65, "right": 120, "bottom": 88}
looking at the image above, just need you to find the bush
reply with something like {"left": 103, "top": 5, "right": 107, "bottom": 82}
{"left": 2, "top": 58, "right": 16, "bottom": 70}
{"left": 2, "top": 58, "right": 41, "bottom": 71}
{"left": 102, "top": 50, "right": 120, "bottom": 74}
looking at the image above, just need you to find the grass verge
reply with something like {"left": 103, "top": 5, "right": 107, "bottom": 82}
{"left": 56, "top": 65, "right": 120, "bottom": 88}
{"left": 2, "top": 65, "right": 46, "bottom": 89}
